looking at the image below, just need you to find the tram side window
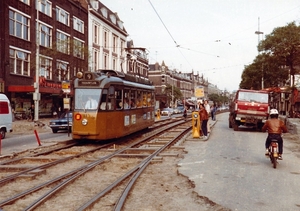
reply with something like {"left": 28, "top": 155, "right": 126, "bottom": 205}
{"left": 142, "top": 91, "right": 148, "bottom": 107}
{"left": 115, "top": 89, "right": 123, "bottom": 110}
{"left": 130, "top": 90, "right": 136, "bottom": 108}
{"left": 148, "top": 92, "right": 154, "bottom": 106}
{"left": 100, "top": 89, "right": 113, "bottom": 110}
{"left": 123, "top": 90, "right": 130, "bottom": 109}
{"left": 136, "top": 91, "right": 143, "bottom": 107}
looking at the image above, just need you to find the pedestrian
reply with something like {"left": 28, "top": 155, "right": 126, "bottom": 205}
{"left": 183, "top": 106, "right": 187, "bottom": 120}
{"left": 204, "top": 100, "right": 211, "bottom": 133}
{"left": 211, "top": 103, "right": 216, "bottom": 121}
{"left": 51, "top": 104, "right": 57, "bottom": 118}
{"left": 58, "top": 106, "right": 62, "bottom": 116}
{"left": 29, "top": 104, "right": 34, "bottom": 121}
{"left": 199, "top": 103, "right": 209, "bottom": 139}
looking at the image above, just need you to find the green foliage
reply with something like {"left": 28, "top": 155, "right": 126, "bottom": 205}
{"left": 163, "top": 84, "right": 183, "bottom": 104}
{"left": 208, "top": 93, "right": 229, "bottom": 106}
{"left": 240, "top": 21, "right": 300, "bottom": 89}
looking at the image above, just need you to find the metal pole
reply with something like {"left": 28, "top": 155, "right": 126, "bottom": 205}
{"left": 172, "top": 70, "right": 174, "bottom": 108}
{"left": 255, "top": 17, "right": 264, "bottom": 89}
{"left": 34, "top": 1, "right": 40, "bottom": 122}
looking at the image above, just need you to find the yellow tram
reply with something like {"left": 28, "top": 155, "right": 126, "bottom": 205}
{"left": 72, "top": 70, "right": 155, "bottom": 141}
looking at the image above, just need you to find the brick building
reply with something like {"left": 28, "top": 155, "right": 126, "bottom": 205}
{"left": 0, "top": 0, "right": 88, "bottom": 117}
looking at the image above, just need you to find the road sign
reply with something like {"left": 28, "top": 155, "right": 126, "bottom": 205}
{"left": 62, "top": 81, "right": 70, "bottom": 93}
{"left": 195, "top": 86, "right": 204, "bottom": 98}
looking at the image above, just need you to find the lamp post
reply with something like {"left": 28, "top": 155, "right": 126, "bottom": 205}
{"left": 172, "top": 70, "right": 174, "bottom": 108}
{"left": 255, "top": 17, "right": 264, "bottom": 89}
{"left": 34, "top": 0, "right": 41, "bottom": 122}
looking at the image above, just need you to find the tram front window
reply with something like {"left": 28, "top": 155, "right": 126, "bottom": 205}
{"left": 75, "top": 89, "right": 101, "bottom": 110}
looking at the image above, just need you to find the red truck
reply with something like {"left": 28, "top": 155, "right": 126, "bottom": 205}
{"left": 229, "top": 89, "right": 270, "bottom": 131}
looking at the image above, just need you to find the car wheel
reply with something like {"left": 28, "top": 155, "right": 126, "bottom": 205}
{"left": 0, "top": 129, "right": 6, "bottom": 139}
{"left": 52, "top": 129, "right": 58, "bottom": 133}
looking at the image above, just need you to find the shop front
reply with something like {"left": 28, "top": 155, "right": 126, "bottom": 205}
{"left": 8, "top": 79, "right": 63, "bottom": 119}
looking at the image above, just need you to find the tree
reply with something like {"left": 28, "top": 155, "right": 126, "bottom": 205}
{"left": 208, "top": 93, "right": 229, "bottom": 106}
{"left": 163, "top": 84, "right": 183, "bottom": 106}
{"left": 240, "top": 22, "right": 300, "bottom": 91}
{"left": 258, "top": 22, "right": 300, "bottom": 87}
{"left": 240, "top": 53, "right": 289, "bottom": 89}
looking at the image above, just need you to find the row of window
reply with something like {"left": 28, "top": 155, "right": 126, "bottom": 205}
{"left": 75, "top": 88, "right": 155, "bottom": 111}
{"left": 18, "top": 0, "right": 84, "bottom": 31}
{"left": 9, "top": 9, "right": 85, "bottom": 57}
{"left": 9, "top": 47, "right": 80, "bottom": 81}
{"left": 93, "top": 24, "right": 126, "bottom": 55}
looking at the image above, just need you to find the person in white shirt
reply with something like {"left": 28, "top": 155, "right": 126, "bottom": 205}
{"left": 85, "top": 96, "right": 98, "bottom": 109}
{"left": 204, "top": 100, "right": 211, "bottom": 133}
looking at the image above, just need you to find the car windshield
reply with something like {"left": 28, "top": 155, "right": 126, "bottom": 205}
{"left": 60, "top": 112, "right": 72, "bottom": 119}
{"left": 238, "top": 91, "right": 268, "bottom": 103}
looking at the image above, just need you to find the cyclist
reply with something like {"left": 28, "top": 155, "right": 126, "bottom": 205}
{"left": 262, "top": 109, "right": 288, "bottom": 160}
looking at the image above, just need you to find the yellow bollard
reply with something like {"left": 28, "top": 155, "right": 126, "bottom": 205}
{"left": 192, "top": 111, "right": 201, "bottom": 138}
{"left": 156, "top": 109, "right": 160, "bottom": 120}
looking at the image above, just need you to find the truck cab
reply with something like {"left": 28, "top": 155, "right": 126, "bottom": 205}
{"left": 229, "top": 89, "right": 269, "bottom": 131}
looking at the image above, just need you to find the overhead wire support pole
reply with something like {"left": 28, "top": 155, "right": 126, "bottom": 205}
{"left": 255, "top": 17, "right": 264, "bottom": 89}
{"left": 34, "top": 0, "right": 41, "bottom": 122}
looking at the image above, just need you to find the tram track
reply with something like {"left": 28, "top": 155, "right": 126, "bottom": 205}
{"left": 0, "top": 117, "right": 191, "bottom": 210}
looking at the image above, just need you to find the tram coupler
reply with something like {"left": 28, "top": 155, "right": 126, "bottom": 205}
{"left": 192, "top": 111, "right": 201, "bottom": 138}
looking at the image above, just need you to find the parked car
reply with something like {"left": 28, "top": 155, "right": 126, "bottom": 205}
{"left": 49, "top": 111, "right": 72, "bottom": 133}
{"left": 176, "top": 106, "right": 185, "bottom": 113}
{"left": 161, "top": 108, "right": 173, "bottom": 116}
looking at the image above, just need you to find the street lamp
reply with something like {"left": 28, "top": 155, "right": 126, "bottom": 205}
{"left": 34, "top": 0, "right": 41, "bottom": 122}
{"left": 171, "top": 70, "right": 174, "bottom": 108}
{"left": 255, "top": 17, "right": 264, "bottom": 89}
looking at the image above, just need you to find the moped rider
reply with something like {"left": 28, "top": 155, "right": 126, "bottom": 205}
{"left": 262, "top": 109, "right": 288, "bottom": 160}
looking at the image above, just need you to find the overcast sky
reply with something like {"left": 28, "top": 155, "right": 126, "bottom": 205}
{"left": 100, "top": 0, "right": 300, "bottom": 92}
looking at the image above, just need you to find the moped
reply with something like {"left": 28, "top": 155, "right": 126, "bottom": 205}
{"left": 267, "top": 139, "right": 279, "bottom": 168}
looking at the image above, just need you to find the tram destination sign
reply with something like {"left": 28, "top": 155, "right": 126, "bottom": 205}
{"left": 78, "top": 81, "right": 100, "bottom": 86}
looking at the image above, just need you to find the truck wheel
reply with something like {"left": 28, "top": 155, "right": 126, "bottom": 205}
{"left": 0, "top": 128, "right": 6, "bottom": 139}
{"left": 52, "top": 129, "right": 58, "bottom": 133}
{"left": 233, "top": 124, "right": 239, "bottom": 131}
{"left": 257, "top": 123, "right": 263, "bottom": 132}
{"left": 229, "top": 119, "right": 232, "bottom": 128}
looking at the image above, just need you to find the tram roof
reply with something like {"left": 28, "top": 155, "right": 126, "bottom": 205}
{"left": 74, "top": 70, "right": 154, "bottom": 90}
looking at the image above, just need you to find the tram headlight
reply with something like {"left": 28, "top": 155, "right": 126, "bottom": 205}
{"left": 82, "top": 118, "right": 88, "bottom": 126}
{"left": 76, "top": 71, "right": 83, "bottom": 79}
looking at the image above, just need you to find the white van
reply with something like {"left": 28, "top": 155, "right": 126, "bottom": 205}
{"left": 0, "top": 94, "right": 13, "bottom": 139}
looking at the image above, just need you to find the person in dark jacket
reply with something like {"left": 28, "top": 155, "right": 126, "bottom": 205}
{"left": 262, "top": 109, "right": 288, "bottom": 160}
{"left": 183, "top": 106, "right": 187, "bottom": 120}
{"left": 29, "top": 104, "right": 34, "bottom": 121}
{"left": 199, "top": 103, "right": 209, "bottom": 139}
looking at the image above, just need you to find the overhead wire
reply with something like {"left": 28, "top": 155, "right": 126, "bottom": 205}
{"left": 147, "top": 0, "right": 193, "bottom": 69}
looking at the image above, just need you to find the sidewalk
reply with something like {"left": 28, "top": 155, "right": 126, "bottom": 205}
{"left": 185, "top": 118, "right": 217, "bottom": 141}
{"left": 12, "top": 118, "right": 53, "bottom": 135}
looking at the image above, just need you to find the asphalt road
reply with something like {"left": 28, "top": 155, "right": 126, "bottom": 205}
{"left": 0, "top": 131, "right": 70, "bottom": 156}
{"left": 180, "top": 112, "right": 300, "bottom": 211}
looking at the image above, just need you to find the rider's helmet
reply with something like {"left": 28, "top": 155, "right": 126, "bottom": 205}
{"left": 270, "top": 109, "right": 279, "bottom": 118}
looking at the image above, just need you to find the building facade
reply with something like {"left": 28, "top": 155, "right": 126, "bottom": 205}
{"left": 148, "top": 61, "right": 215, "bottom": 108}
{"left": 88, "top": 0, "right": 127, "bottom": 73}
{"left": 0, "top": 0, "right": 89, "bottom": 117}
{"left": 0, "top": 0, "right": 221, "bottom": 118}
